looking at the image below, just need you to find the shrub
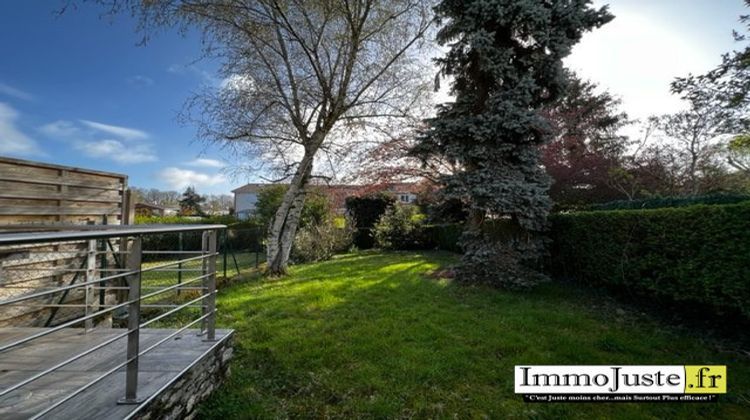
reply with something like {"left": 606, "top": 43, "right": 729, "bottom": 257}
{"left": 345, "top": 193, "right": 395, "bottom": 249}
{"left": 254, "top": 185, "right": 332, "bottom": 229}
{"left": 423, "top": 223, "right": 463, "bottom": 252}
{"left": 584, "top": 193, "right": 750, "bottom": 211}
{"left": 291, "top": 220, "right": 354, "bottom": 263}
{"left": 551, "top": 202, "right": 750, "bottom": 319}
{"left": 373, "top": 205, "right": 430, "bottom": 250}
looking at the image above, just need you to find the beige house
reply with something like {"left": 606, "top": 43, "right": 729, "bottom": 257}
{"left": 232, "top": 182, "right": 420, "bottom": 219}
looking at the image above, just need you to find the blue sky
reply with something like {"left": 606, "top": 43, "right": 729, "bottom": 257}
{"left": 1, "top": 0, "right": 748, "bottom": 195}
{"left": 0, "top": 2, "right": 232, "bottom": 193}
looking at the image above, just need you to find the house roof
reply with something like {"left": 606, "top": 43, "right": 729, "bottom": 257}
{"left": 231, "top": 182, "right": 420, "bottom": 200}
{"left": 231, "top": 183, "right": 269, "bottom": 193}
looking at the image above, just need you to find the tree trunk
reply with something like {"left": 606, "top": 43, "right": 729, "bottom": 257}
{"left": 265, "top": 151, "right": 315, "bottom": 275}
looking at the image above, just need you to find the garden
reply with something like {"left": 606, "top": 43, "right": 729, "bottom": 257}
{"left": 139, "top": 189, "right": 750, "bottom": 417}
{"left": 75, "top": 0, "right": 750, "bottom": 416}
{"left": 195, "top": 251, "right": 750, "bottom": 418}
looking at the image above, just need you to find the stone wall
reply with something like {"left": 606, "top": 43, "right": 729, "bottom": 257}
{"left": 134, "top": 333, "right": 234, "bottom": 420}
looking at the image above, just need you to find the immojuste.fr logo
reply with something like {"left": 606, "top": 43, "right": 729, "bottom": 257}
{"left": 514, "top": 365, "right": 726, "bottom": 402}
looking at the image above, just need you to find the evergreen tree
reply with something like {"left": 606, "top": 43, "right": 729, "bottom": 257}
{"left": 413, "top": 0, "right": 612, "bottom": 288}
{"left": 178, "top": 186, "right": 206, "bottom": 217}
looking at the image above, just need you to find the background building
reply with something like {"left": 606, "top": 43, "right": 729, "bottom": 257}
{"left": 232, "top": 182, "right": 419, "bottom": 219}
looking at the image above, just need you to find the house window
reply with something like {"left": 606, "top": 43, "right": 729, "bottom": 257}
{"left": 399, "top": 194, "right": 411, "bottom": 203}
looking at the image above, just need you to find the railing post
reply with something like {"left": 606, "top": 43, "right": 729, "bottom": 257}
{"left": 201, "top": 229, "right": 217, "bottom": 341}
{"left": 222, "top": 230, "right": 228, "bottom": 279}
{"left": 177, "top": 232, "right": 183, "bottom": 296}
{"left": 84, "top": 238, "right": 97, "bottom": 332}
{"left": 118, "top": 235, "right": 143, "bottom": 404}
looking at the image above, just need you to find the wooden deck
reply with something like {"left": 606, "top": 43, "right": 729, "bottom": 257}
{"left": 0, "top": 327, "right": 233, "bottom": 419}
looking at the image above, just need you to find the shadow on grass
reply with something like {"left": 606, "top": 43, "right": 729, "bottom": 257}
{"left": 199, "top": 251, "right": 750, "bottom": 419}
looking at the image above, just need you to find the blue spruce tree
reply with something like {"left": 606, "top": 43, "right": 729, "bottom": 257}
{"left": 414, "top": 0, "right": 613, "bottom": 288}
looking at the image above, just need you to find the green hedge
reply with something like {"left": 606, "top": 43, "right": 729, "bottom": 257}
{"left": 423, "top": 224, "right": 463, "bottom": 252}
{"left": 585, "top": 193, "right": 750, "bottom": 211}
{"left": 550, "top": 202, "right": 750, "bottom": 319}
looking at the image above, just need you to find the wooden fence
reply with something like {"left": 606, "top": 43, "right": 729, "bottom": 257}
{"left": 0, "top": 156, "right": 130, "bottom": 225}
{"left": 0, "top": 157, "right": 131, "bottom": 327}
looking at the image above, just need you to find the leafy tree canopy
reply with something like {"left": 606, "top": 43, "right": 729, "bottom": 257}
{"left": 255, "top": 185, "right": 332, "bottom": 229}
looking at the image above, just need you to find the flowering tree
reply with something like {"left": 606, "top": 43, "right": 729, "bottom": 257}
{"left": 540, "top": 72, "right": 629, "bottom": 208}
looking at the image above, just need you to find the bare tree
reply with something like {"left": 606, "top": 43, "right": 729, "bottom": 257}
{"left": 349, "top": 129, "right": 459, "bottom": 186}
{"left": 131, "top": 187, "right": 181, "bottom": 207}
{"left": 204, "top": 194, "right": 234, "bottom": 214}
{"left": 655, "top": 112, "right": 729, "bottom": 196}
{"left": 84, "top": 0, "right": 434, "bottom": 274}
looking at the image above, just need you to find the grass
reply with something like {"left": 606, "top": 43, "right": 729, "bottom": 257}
{"left": 197, "top": 251, "right": 750, "bottom": 419}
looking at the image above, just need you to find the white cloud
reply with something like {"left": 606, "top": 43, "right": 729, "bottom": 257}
{"left": 186, "top": 158, "right": 225, "bottom": 168}
{"left": 80, "top": 120, "right": 149, "bottom": 141}
{"left": 0, "top": 102, "right": 42, "bottom": 156}
{"left": 0, "top": 83, "right": 33, "bottom": 101}
{"left": 220, "top": 74, "right": 254, "bottom": 92}
{"left": 158, "top": 167, "right": 227, "bottom": 190}
{"left": 75, "top": 139, "right": 157, "bottom": 164}
{"left": 38, "top": 119, "right": 157, "bottom": 164}
{"left": 167, "top": 63, "right": 219, "bottom": 85}
{"left": 127, "top": 75, "right": 155, "bottom": 87}
{"left": 39, "top": 120, "right": 80, "bottom": 138}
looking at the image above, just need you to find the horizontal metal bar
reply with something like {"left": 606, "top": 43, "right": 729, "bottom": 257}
{"left": 0, "top": 271, "right": 132, "bottom": 308}
{"left": 0, "top": 296, "right": 137, "bottom": 353}
{"left": 138, "top": 273, "right": 211, "bottom": 301}
{"left": 141, "top": 251, "right": 204, "bottom": 255}
{"left": 0, "top": 225, "right": 226, "bottom": 246}
{"left": 30, "top": 312, "right": 214, "bottom": 420}
{"left": 8, "top": 251, "right": 89, "bottom": 256}
{"left": 1, "top": 268, "right": 130, "bottom": 272}
{"left": 2, "top": 303, "right": 88, "bottom": 308}
{"left": 94, "top": 286, "right": 206, "bottom": 291}
{"left": 139, "top": 253, "right": 217, "bottom": 274}
{"left": 0, "top": 302, "right": 205, "bottom": 309}
{"left": 3, "top": 250, "right": 120, "bottom": 256}
{"left": 0, "top": 292, "right": 214, "bottom": 399}
{"left": 0, "top": 330, "right": 130, "bottom": 398}
{"left": 0, "top": 253, "right": 217, "bottom": 308}
{"left": 139, "top": 293, "right": 214, "bottom": 327}
{"left": 92, "top": 273, "right": 209, "bottom": 298}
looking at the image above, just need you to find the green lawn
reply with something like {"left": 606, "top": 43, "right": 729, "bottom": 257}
{"left": 198, "top": 251, "right": 750, "bottom": 419}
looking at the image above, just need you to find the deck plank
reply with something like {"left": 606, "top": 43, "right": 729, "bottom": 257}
{"left": 0, "top": 327, "right": 232, "bottom": 419}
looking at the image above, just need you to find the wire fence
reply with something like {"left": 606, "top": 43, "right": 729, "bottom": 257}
{"left": 139, "top": 226, "right": 266, "bottom": 282}
{"left": 0, "top": 224, "right": 265, "bottom": 330}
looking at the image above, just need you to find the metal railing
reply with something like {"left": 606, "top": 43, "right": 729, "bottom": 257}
{"left": 0, "top": 224, "right": 225, "bottom": 416}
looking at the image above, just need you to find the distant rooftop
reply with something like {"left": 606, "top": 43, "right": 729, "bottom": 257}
{"left": 232, "top": 182, "right": 419, "bottom": 194}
